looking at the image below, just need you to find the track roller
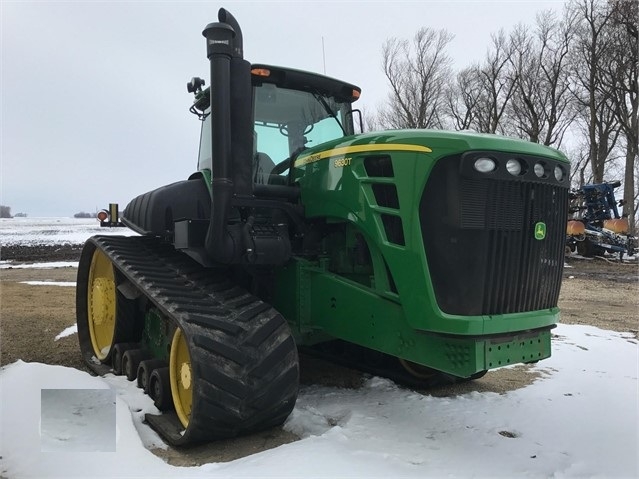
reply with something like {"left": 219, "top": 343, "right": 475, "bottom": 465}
{"left": 137, "top": 359, "right": 167, "bottom": 392}
{"left": 122, "top": 348, "right": 151, "bottom": 381}
{"left": 112, "top": 342, "right": 140, "bottom": 375}
{"left": 149, "top": 367, "right": 173, "bottom": 411}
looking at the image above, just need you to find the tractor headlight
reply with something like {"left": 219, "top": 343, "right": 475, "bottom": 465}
{"left": 534, "top": 162, "right": 546, "bottom": 178}
{"left": 506, "top": 159, "right": 522, "bottom": 176}
{"left": 474, "top": 157, "right": 496, "bottom": 173}
{"left": 554, "top": 165, "right": 564, "bottom": 182}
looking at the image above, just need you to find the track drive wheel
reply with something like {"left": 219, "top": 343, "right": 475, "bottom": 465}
{"left": 76, "top": 241, "right": 138, "bottom": 369}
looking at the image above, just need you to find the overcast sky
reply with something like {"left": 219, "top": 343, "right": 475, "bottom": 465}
{"left": 2, "top": 0, "right": 566, "bottom": 217}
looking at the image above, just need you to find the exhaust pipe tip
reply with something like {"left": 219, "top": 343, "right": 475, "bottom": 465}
{"left": 217, "top": 8, "right": 243, "bottom": 58}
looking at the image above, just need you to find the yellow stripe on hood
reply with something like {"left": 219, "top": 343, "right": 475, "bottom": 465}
{"left": 294, "top": 144, "right": 432, "bottom": 167}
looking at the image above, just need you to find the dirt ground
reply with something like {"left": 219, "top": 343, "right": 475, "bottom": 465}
{"left": 0, "top": 247, "right": 637, "bottom": 465}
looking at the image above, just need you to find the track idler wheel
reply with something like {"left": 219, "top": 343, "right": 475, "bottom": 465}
{"left": 122, "top": 349, "right": 151, "bottom": 381}
{"left": 149, "top": 367, "right": 173, "bottom": 411}
{"left": 76, "top": 241, "right": 139, "bottom": 371}
{"left": 169, "top": 328, "right": 192, "bottom": 428}
{"left": 137, "top": 359, "right": 167, "bottom": 392}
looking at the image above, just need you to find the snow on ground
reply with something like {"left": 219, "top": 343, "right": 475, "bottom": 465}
{"left": 40, "top": 389, "right": 116, "bottom": 452}
{"left": 54, "top": 325, "right": 78, "bottom": 341}
{"left": 19, "top": 281, "right": 76, "bottom": 287}
{"left": 1, "top": 324, "right": 637, "bottom": 478}
{"left": 0, "top": 217, "right": 137, "bottom": 247}
{"left": 0, "top": 261, "right": 79, "bottom": 270}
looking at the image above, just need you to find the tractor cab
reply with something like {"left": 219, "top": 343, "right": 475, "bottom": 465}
{"left": 192, "top": 65, "right": 361, "bottom": 189}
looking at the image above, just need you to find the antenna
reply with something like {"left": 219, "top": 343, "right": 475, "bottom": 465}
{"left": 322, "top": 36, "right": 326, "bottom": 74}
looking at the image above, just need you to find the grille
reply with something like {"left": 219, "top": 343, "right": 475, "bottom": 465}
{"left": 364, "top": 155, "right": 394, "bottom": 177}
{"left": 372, "top": 184, "right": 400, "bottom": 209}
{"left": 364, "top": 155, "right": 404, "bottom": 246}
{"left": 420, "top": 153, "right": 568, "bottom": 316}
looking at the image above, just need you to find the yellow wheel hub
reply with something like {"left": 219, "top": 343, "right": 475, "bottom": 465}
{"left": 170, "top": 328, "right": 193, "bottom": 428}
{"left": 180, "top": 362, "right": 192, "bottom": 390}
{"left": 87, "top": 250, "right": 116, "bottom": 360}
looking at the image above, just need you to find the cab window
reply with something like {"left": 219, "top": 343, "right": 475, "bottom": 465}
{"left": 253, "top": 84, "right": 351, "bottom": 183}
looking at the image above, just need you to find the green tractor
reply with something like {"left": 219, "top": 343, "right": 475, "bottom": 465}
{"left": 76, "top": 8, "right": 569, "bottom": 446}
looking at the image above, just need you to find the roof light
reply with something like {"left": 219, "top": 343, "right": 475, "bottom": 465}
{"left": 97, "top": 210, "right": 109, "bottom": 222}
{"left": 251, "top": 68, "right": 271, "bottom": 77}
{"left": 352, "top": 89, "right": 361, "bottom": 100}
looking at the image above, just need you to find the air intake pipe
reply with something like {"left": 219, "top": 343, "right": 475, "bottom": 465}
{"left": 202, "top": 9, "right": 243, "bottom": 263}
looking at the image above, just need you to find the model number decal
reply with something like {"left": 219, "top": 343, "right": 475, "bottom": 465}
{"left": 333, "top": 157, "right": 352, "bottom": 168}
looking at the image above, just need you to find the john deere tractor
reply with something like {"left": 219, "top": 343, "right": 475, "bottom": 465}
{"left": 76, "top": 8, "right": 569, "bottom": 446}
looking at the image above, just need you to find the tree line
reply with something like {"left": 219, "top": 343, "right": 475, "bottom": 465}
{"left": 371, "top": 0, "right": 637, "bottom": 231}
{"left": 0, "top": 205, "right": 95, "bottom": 218}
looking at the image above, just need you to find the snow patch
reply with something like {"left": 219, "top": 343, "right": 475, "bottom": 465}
{"left": 0, "top": 261, "right": 79, "bottom": 269}
{"left": 0, "top": 324, "right": 636, "bottom": 478}
{"left": 20, "top": 281, "right": 76, "bottom": 287}
{"left": 0, "top": 217, "right": 137, "bottom": 246}
{"left": 54, "top": 324, "right": 78, "bottom": 340}
{"left": 40, "top": 389, "right": 116, "bottom": 452}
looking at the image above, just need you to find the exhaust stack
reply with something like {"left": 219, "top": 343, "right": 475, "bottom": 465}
{"left": 202, "top": 9, "right": 288, "bottom": 265}
{"left": 202, "top": 11, "right": 240, "bottom": 263}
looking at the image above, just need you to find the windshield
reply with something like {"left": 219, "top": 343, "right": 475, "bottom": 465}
{"left": 253, "top": 84, "right": 353, "bottom": 182}
{"left": 196, "top": 84, "right": 354, "bottom": 183}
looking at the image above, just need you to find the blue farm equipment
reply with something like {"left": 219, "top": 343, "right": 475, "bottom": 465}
{"left": 566, "top": 181, "right": 637, "bottom": 259}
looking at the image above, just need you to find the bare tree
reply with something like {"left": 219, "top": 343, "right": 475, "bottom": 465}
{"left": 599, "top": 0, "right": 638, "bottom": 231}
{"left": 569, "top": 0, "right": 619, "bottom": 184}
{"left": 376, "top": 27, "right": 454, "bottom": 129}
{"left": 507, "top": 11, "right": 577, "bottom": 147}
{"left": 445, "top": 65, "right": 482, "bottom": 130}
{"left": 635, "top": 160, "right": 639, "bottom": 229}
{"left": 443, "top": 31, "right": 515, "bottom": 134}
{"left": 357, "top": 105, "right": 378, "bottom": 133}
{"left": 474, "top": 30, "right": 516, "bottom": 134}
{"left": 566, "top": 143, "right": 593, "bottom": 188}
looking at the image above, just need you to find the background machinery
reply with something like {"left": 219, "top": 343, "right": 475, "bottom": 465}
{"left": 76, "top": 8, "right": 570, "bottom": 445}
{"left": 566, "top": 181, "right": 637, "bottom": 259}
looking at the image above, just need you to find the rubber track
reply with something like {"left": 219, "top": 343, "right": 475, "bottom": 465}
{"left": 85, "top": 235, "right": 299, "bottom": 446}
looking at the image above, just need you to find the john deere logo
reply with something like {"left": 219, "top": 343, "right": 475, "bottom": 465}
{"left": 534, "top": 222, "right": 547, "bottom": 240}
